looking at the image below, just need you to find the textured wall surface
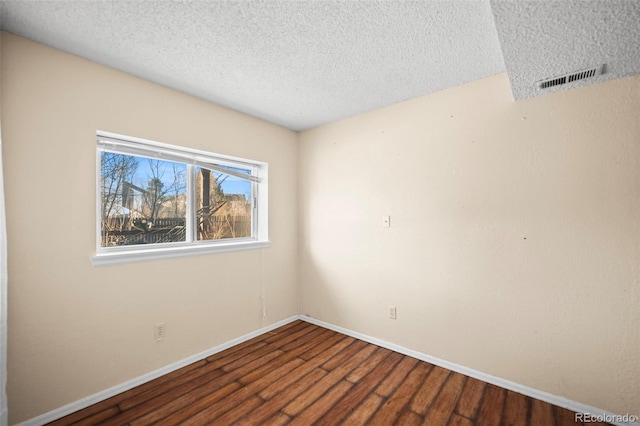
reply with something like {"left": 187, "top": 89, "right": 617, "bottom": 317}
{"left": 1, "top": 33, "right": 298, "bottom": 424}
{"left": 299, "top": 72, "right": 640, "bottom": 417}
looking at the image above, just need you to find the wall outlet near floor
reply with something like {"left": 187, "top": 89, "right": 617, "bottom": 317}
{"left": 388, "top": 306, "right": 397, "bottom": 320}
{"left": 154, "top": 322, "right": 166, "bottom": 340}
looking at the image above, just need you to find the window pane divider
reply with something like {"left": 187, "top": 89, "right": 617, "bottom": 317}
{"left": 186, "top": 164, "right": 195, "bottom": 243}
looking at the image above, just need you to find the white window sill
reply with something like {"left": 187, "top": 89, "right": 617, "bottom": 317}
{"left": 92, "top": 240, "right": 271, "bottom": 266}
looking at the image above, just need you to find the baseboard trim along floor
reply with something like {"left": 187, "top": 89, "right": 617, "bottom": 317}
{"left": 19, "top": 314, "right": 638, "bottom": 426}
{"left": 298, "top": 315, "right": 638, "bottom": 426}
{"left": 18, "top": 316, "right": 299, "bottom": 426}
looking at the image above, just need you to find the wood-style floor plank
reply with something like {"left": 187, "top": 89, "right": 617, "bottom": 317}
{"left": 422, "top": 372, "right": 466, "bottom": 425}
{"left": 117, "top": 360, "right": 225, "bottom": 411}
{"left": 530, "top": 398, "right": 555, "bottom": 425}
{"left": 557, "top": 405, "right": 583, "bottom": 426}
{"left": 237, "top": 369, "right": 327, "bottom": 425}
{"left": 210, "top": 395, "right": 263, "bottom": 426}
{"left": 475, "top": 384, "right": 507, "bottom": 426}
{"left": 369, "top": 361, "right": 430, "bottom": 424}
{"left": 263, "top": 322, "right": 314, "bottom": 344}
{"left": 289, "top": 380, "right": 353, "bottom": 425}
{"left": 398, "top": 410, "right": 424, "bottom": 426}
{"left": 321, "top": 339, "right": 369, "bottom": 371}
{"left": 171, "top": 359, "right": 306, "bottom": 426}
{"left": 100, "top": 368, "right": 232, "bottom": 425}
{"left": 46, "top": 320, "right": 608, "bottom": 426}
{"left": 206, "top": 341, "right": 268, "bottom": 369}
{"left": 297, "top": 333, "right": 351, "bottom": 361}
{"left": 257, "top": 361, "right": 324, "bottom": 401}
{"left": 502, "top": 390, "right": 529, "bottom": 426}
{"left": 375, "top": 355, "right": 420, "bottom": 397}
{"left": 341, "top": 393, "right": 385, "bottom": 425}
{"left": 345, "top": 346, "right": 393, "bottom": 383}
{"left": 217, "top": 342, "right": 273, "bottom": 371}
{"left": 411, "top": 364, "right": 451, "bottom": 415}
{"left": 237, "top": 329, "right": 336, "bottom": 386}
{"left": 264, "top": 412, "right": 291, "bottom": 426}
{"left": 450, "top": 413, "right": 475, "bottom": 426}
{"left": 455, "top": 375, "right": 486, "bottom": 420}
{"left": 70, "top": 407, "right": 120, "bottom": 426}
{"left": 281, "top": 342, "right": 374, "bottom": 416}
{"left": 49, "top": 360, "right": 209, "bottom": 426}
{"left": 48, "top": 401, "right": 119, "bottom": 426}
{"left": 129, "top": 381, "right": 240, "bottom": 426}
{"left": 314, "top": 351, "right": 402, "bottom": 425}
{"left": 278, "top": 326, "right": 328, "bottom": 352}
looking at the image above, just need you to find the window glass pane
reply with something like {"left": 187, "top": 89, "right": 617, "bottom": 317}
{"left": 100, "top": 152, "right": 187, "bottom": 247}
{"left": 196, "top": 166, "right": 252, "bottom": 241}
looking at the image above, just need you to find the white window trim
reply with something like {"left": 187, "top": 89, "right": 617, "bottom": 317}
{"left": 92, "top": 131, "right": 269, "bottom": 266}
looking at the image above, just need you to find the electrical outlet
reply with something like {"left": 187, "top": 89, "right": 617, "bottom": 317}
{"left": 388, "top": 306, "right": 397, "bottom": 320}
{"left": 154, "top": 322, "right": 166, "bottom": 340}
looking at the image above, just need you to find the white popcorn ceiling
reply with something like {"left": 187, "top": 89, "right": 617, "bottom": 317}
{"left": 491, "top": 0, "right": 640, "bottom": 100}
{"left": 0, "top": 1, "right": 638, "bottom": 131}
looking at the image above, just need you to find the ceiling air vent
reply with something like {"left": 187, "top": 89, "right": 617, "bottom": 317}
{"left": 538, "top": 65, "right": 605, "bottom": 89}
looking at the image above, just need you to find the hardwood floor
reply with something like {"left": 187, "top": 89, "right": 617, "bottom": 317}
{"left": 48, "top": 320, "right": 607, "bottom": 425}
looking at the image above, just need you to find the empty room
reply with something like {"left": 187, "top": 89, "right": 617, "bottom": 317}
{"left": 0, "top": 0, "right": 638, "bottom": 425}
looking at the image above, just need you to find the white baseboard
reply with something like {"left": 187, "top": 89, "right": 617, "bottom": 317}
{"left": 18, "top": 314, "right": 638, "bottom": 426}
{"left": 18, "top": 315, "right": 298, "bottom": 426}
{"left": 297, "top": 315, "right": 639, "bottom": 426}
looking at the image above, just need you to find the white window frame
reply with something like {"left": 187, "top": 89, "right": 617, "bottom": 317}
{"left": 92, "top": 131, "right": 269, "bottom": 266}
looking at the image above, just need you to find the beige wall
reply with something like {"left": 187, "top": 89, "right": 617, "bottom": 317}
{"left": 3, "top": 30, "right": 640, "bottom": 423}
{"left": 1, "top": 33, "right": 298, "bottom": 423}
{"left": 299, "top": 73, "right": 640, "bottom": 416}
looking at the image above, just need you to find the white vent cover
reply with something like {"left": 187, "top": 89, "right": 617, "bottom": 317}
{"left": 538, "top": 65, "right": 605, "bottom": 89}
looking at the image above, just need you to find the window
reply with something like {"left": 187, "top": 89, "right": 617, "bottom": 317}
{"left": 93, "top": 132, "right": 268, "bottom": 265}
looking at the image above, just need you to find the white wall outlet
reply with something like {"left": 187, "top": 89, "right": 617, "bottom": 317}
{"left": 388, "top": 306, "right": 397, "bottom": 319}
{"left": 154, "top": 322, "right": 166, "bottom": 340}
{"left": 382, "top": 215, "right": 391, "bottom": 228}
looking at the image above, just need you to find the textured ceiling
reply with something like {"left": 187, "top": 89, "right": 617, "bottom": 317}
{"left": 0, "top": 0, "right": 506, "bottom": 131}
{"left": 491, "top": 0, "right": 640, "bottom": 100}
{"left": 0, "top": 1, "right": 638, "bottom": 131}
